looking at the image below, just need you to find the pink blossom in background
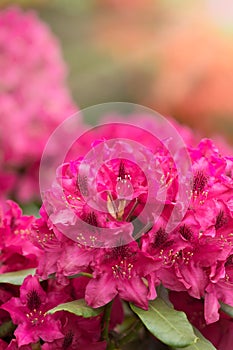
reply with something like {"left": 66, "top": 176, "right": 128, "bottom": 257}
{"left": 0, "top": 6, "right": 78, "bottom": 202}
{"left": 0, "top": 200, "right": 41, "bottom": 273}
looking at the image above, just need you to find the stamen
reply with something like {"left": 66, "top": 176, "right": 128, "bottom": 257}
{"left": 112, "top": 260, "right": 134, "bottom": 280}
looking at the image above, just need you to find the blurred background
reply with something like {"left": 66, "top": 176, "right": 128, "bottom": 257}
{"left": 1, "top": 0, "right": 233, "bottom": 139}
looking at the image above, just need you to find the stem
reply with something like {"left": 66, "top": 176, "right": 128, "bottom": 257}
{"left": 0, "top": 320, "right": 16, "bottom": 338}
{"left": 67, "top": 272, "right": 93, "bottom": 279}
{"left": 118, "top": 320, "right": 143, "bottom": 347}
{"left": 48, "top": 272, "right": 93, "bottom": 280}
{"left": 101, "top": 301, "right": 113, "bottom": 345}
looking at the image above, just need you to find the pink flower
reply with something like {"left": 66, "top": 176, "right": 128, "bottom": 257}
{"left": 30, "top": 214, "right": 64, "bottom": 280}
{"left": 0, "top": 6, "right": 78, "bottom": 202}
{"left": 38, "top": 118, "right": 233, "bottom": 328}
{"left": 170, "top": 291, "right": 233, "bottom": 350}
{"left": 85, "top": 241, "right": 157, "bottom": 309}
{"left": 0, "top": 339, "right": 8, "bottom": 349}
{"left": 31, "top": 210, "right": 99, "bottom": 282}
{"left": 189, "top": 139, "right": 233, "bottom": 206}
{"left": 1, "top": 276, "right": 65, "bottom": 347}
{"left": 141, "top": 138, "right": 233, "bottom": 324}
{"left": 142, "top": 211, "right": 207, "bottom": 295}
{"left": 0, "top": 284, "right": 17, "bottom": 327}
{"left": 42, "top": 311, "right": 106, "bottom": 350}
{"left": 0, "top": 200, "right": 41, "bottom": 273}
{"left": 5, "top": 340, "right": 32, "bottom": 350}
{"left": 44, "top": 130, "right": 176, "bottom": 249}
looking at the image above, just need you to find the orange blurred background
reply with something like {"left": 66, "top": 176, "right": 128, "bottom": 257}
{"left": 2, "top": 0, "right": 233, "bottom": 142}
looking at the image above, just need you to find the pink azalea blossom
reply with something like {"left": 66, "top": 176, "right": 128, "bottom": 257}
{"left": 31, "top": 210, "right": 99, "bottom": 282}
{"left": 0, "top": 284, "right": 17, "bottom": 327}
{"left": 44, "top": 127, "right": 182, "bottom": 249}
{"left": 0, "top": 339, "right": 8, "bottom": 349}
{"left": 35, "top": 116, "right": 233, "bottom": 327}
{"left": 140, "top": 138, "right": 233, "bottom": 324}
{"left": 0, "top": 6, "right": 77, "bottom": 202}
{"left": 170, "top": 291, "right": 233, "bottom": 350}
{"left": 85, "top": 241, "right": 158, "bottom": 309}
{"left": 1, "top": 275, "right": 66, "bottom": 347}
{"left": 5, "top": 340, "right": 32, "bottom": 350}
{"left": 0, "top": 200, "right": 41, "bottom": 273}
{"left": 42, "top": 311, "right": 106, "bottom": 350}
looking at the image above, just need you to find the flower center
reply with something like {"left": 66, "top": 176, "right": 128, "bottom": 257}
{"left": 26, "top": 290, "right": 41, "bottom": 311}
{"left": 215, "top": 210, "right": 228, "bottom": 230}
{"left": 85, "top": 212, "right": 98, "bottom": 227}
{"left": 111, "top": 245, "right": 132, "bottom": 260}
{"left": 225, "top": 254, "right": 233, "bottom": 267}
{"left": 116, "top": 161, "right": 134, "bottom": 199}
{"left": 25, "top": 290, "right": 47, "bottom": 326}
{"left": 191, "top": 171, "right": 208, "bottom": 205}
{"left": 179, "top": 225, "right": 193, "bottom": 241}
{"left": 153, "top": 228, "right": 168, "bottom": 248}
{"left": 193, "top": 171, "right": 208, "bottom": 195}
{"left": 160, "top": 248, "right": 193, "bottom": 266}
{"left": 112, "top": 259, "right": 134, "bottom": 280}
{"left": 62, "top": 330, "right": 74, "bottom": 349}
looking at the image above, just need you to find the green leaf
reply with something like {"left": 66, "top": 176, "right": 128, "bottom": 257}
{"left": 220, "top": 302, "right": 233, "bottom": 318}
{"left": 130, "top": 297, "right": 198, "bottom": 348}
{"left": 0, "top": 268, "right": 36, "bottom": 285}
{"left": 173, "top": 328, "right": 217, "bottom": 350}
{"left": 116, "top": 316, "right": 136, "bottom": 334}
{"left": 47, "top": 299, "right": 104, "bottom": 318}
{"left": 0, "top": 320, "right": 16, "bottom": 338}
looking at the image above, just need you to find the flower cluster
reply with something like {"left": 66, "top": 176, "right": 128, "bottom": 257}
{"left": 1, "top": 116, "right": 232, "bottom": 348}
{"left": 0, "top": 6, "right": 77, "bottom": 202}
{"left": 40, "top": 129, "right": 233, "bottom": 320}
{"left": 142, "top": 139, "right": 233, "bottom": 325}
{"left": 1, "top": 275, "right": 107, "bottom": 349}
{"left": 0, "top": 112, "right": 232, "bottom": 348}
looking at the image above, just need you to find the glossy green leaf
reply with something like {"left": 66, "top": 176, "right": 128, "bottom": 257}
{"left": 130, "top": 297, "right": 198, "bottom": 348}
{"left": 47, "top": 299, "right": 104, "bottom": 318}
{"left": 220, "top": 302, "right": 233, "bottom": 318}
{"left": 0, "top": 268, "right": 36, "bottom": 285}
{"left": 173, "top": 328, "right": 217, "bottom": 350}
